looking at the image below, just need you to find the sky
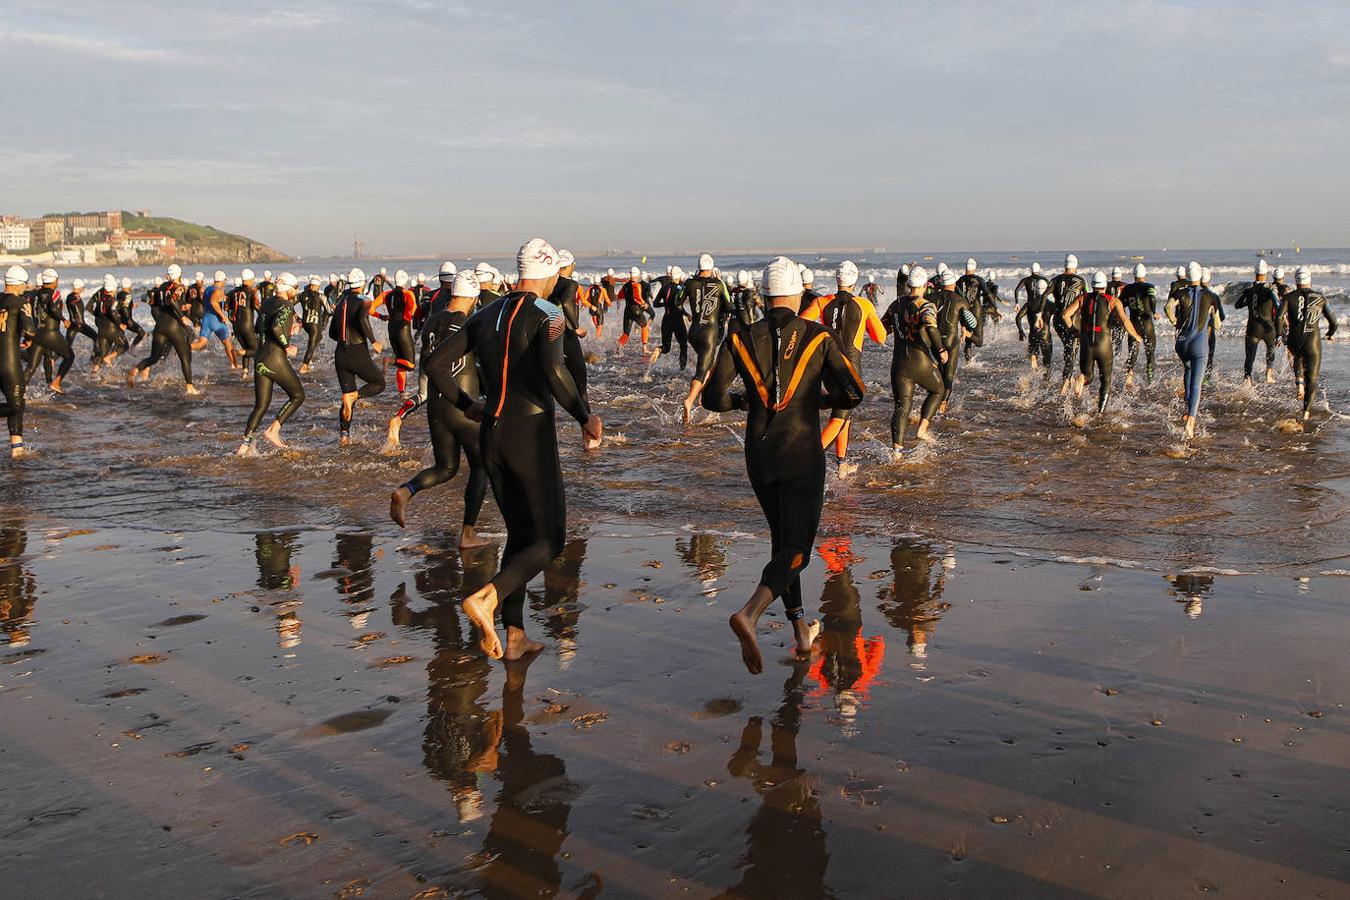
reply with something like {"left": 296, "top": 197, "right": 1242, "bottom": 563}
{"left": 3, "top": 1, "right": 1348, "bottom": 257}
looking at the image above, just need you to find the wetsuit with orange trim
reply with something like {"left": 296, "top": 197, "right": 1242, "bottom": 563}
{"left": 799, "top": 289, "right": 829, "bottom": 324}
{"left": 684, "top": 274, "right": 730, "bottom": 380}
{"left": 701, "top": 306, "right": 865, "bottom": 622}
{"left": 882, "top": 291, "right": 945, "bottom": 448}
{"left": 423, "top": 291, "right": 591, "bottom": 636}
{"left": 587, "top": 283, "right": 607, "bottom": 333}
{"left": 383, "top": 286, "right": 419, "bottom": 394}
{"left": 547, "top": 274, "right": 590, "bottom": 398}
{"left": 819, "top": 289, "right": 886, "bottom": 460}
{"left": 808, "top": 538, "right": 886, "bottom": 708}
{"left": 616, "top": 278, "right": 650, "bottom": 349}
{"left": 329, "top": 287, "right": 386, "bottom": 435}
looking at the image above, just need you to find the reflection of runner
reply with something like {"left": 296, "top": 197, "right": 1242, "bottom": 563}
{"left": 881, "top": 539, "right": 950, "bottom": 660}
{"left": 808, "top": 538, "right": 886, "bottom": 720}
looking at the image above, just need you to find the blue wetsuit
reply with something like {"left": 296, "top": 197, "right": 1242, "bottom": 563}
{"left": 1174, "top": 286, "right": 1218, "bottom": 418}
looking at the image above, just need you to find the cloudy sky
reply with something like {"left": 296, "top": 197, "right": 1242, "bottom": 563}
{"left": 3, "top": 1, "right": 1347, "bottom": 256}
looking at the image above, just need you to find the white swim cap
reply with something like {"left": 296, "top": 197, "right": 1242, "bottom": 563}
{"left": 1176, "top": 265, "right": 1187, "bottom": 279}
{"left": 234, "top": 277, "right": 242, "bottom": 287}
{"left": 899, "top": 264, "right": 910, "bottom": 277}
{"left": 394, "top": 269, "right": 409, "bottom": 288}
{"left": 1274, "top": 267, "right": 1285, "bottom": 280}
{"left": 213, "top": 270, "right": 227, "bottom": 282}
{"left": 868, "top": 274, "right": 876, "bottom": 284}
{"left": 518, "top": 237, "right": 561, "bottom": 279}
{"left": 275, "top": 272, "right": 298, "bottom": 291}
{"left": 907, "top": 267, "right": 928, "bottom": 288}
{"left": 5, "top": 265, "right": 27, "bottom": 285}
{"left": 737, "top": 269, "right": 751, "bottom": 288}
{"left": 800, "top": 266, "right": 815, "bottom": 285}
{"left": 630, "top": 265, "right": 641, "bottom": 278}
{"left": 936, "top": 262, "right": 950, "bottom": 274}
{"left": 121, "top": 277, "right": 132, "bottom": 289}
{"left": 40, "top": 268, "right": 58, "bottom": 284}
{"left": 671, "top": 266, "right": 686, "bottom": 282}
{"left": 329, "top": 273, "right": 338, "bottom": 284}
{"left": 417, "top": 272, "right": 426, "bottom": 284}
{"left": 837, "top": 260, "right": 859, "bottom": 287}
{"left": 71, "top": 278, "right": 85, "bottom": 290}
{"left": 940, "top": 270, "right": 957, "bottom": 287}
{"left": 1065, "top": 254, "right": 1078, "bottom": 270}
{"left": 102, "top": 274, "right": 117, "bottom": 290}
{"left": 1134, "top": 264, "right": 1147, "bottom": 279}
{"left": 607, "top": 267, "right": 615, "bottom": 277}
{"left": 1202, "top": 268, "right": 1212, "bottom": 283}
{"left": 1187, "top": 261, "right": 1203, "bottom": 283}
{"left": 241, "top": 268, "right": 257, "bottom": 282}
{"left": 347, "top": 267, "right": 365, "bottom": 285}
{"left": 1295, "top": 266, "right": 1311, "bottom": 286}
{"left": 475, "top": 262, "right": 496, "bottom": 284}
{"left": 557, "top": 249, "right": 575, "bottom": 270}
{"left": 1030, "top": 262, "right": 1042, "bottom": 274}
{"left": 379, "top": 267, "right": 387, "bottom": 276}
{"left": 966, "top": 258, "right": 977, "bottom": 272}
{"left": 452, "top": 270, "right": 480, "bottom": 298}
{"left": 1110, "top": 267, "right": 1122, "bottom": 279}
{"left": 763, "top": 256, "right": 803, "bottom": 297}
{"left": 1255, "top": 259, "right": 1270, "bottom": 276}
{"left": 666, "top": 264, "right": 673, "bottom": 275}
{"left": 438, "top": 261, "right": 457, "bottom": 282}
{"left": 1092, "top": 271, "right": 1108, "bottom": 289}
{"left": 309, "top": 275, "right": 321, "bottom": 287}
{"left": 698, "top": 253, "right": 715, "bottom": 272}
{"left": 167, "top": 263, "right": 183, "bottom": 280}
{"left": 263, "top": 270, "right": 272, "bottom": 280}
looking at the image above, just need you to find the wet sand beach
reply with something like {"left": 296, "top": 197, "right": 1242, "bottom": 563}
{"left": 2, "top": 312, "right": 1347, "bottom": 897}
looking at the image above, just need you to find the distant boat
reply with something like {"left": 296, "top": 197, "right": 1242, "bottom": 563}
{"left": 923, "top": 255, "right": 933, "bottom": 261}
{"left": 1131, "top": 255, "right": 1145, "bottom": 261}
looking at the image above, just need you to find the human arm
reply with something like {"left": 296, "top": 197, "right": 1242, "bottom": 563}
{"left": 700, "top": 337, "right": 744, "bottom": 412}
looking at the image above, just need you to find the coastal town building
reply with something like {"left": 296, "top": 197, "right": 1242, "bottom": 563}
{"left": 121, "top": 231, "right": 177, "bottom": 256}
{"left": 0, "top": 222, "right": 31, "bottom": 251}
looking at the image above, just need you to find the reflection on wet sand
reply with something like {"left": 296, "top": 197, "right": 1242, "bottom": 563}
{"left": 533, "top": 539, "right": 588, "bottom": 667}
{"left": 332, "top": 531, "right": 375, "bottom": 630}
{"left": 720, "top": 659, "right": 828, "bottom": 900}
{"left": 255, "top": 530, "right": 304, "bottom": 647}
{"left": 809, "top": 538, "right": 885, "bottom": 735}
{"left": 1167, "top": 572, "right": 1215, "bottom": 619}
{"left": 0, "top": 519, "right": 36, "bottom": 647}
{"left": 880, "top": 538, "right": 952, "bottom": 661}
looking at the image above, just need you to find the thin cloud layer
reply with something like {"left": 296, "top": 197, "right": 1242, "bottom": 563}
{"left": 2, "top": 1, "right": 1346, "bottom": 256}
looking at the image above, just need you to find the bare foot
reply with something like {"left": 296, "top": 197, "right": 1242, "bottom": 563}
{"left": 794, "top": 619, "right": 822, "bottom": 655}
{"left": 504, "top": 627, "right": 545, "bottom": 661}
{"left": 235, "top": 442, "right": 258, "bottom": 457}
{"left": 49, "top": 379, "right": 64, "bottom": 395}
{"left": 261, "top": 422, "right": 288, "bottom": 449}
{"left": 185, "top": 384, "right": 202, "bottom": 396}
{"left": 378, "top": 437, "right": 400, "bottom": 456}
{"left": 682, "top": 398, "right": 694, "bottom": 426}
{"left": 939, "top": 400, "right": 949, "bottom": 415}
{"left": 729, "top": 611, "right": 763, "bottom": 675}
{"left": 458, "top": 525, "right": 493, "bottom": 550}
{"left": 339, "top": 433, "right": 352, "bottom": 448}
{"left": 10, "top": 444, "right": 29, "bottom": 459}
{"left": 1265, "top": 369, "right": 1275, "bottom": 384}
{"left": 1125, "top": 373, "right": 1134, "bottom": 390}
{"left": 299, "top": 363, "right": 311, "bottom": 374}
{"left": 390, "top": 486, "right": 411, "bottom": 528}
{"left": 1183, "top": 416, "right": 1195, "bottom": 439}
{"left": 464, "top": 585, "right": 503, "bottom": 659}
{"left": 125, "top": 370, "right": 138, "bottom": 387}
{"left": 915, "top": 422, "right": 934, "bottom": 441}
{"left": 837, "top": 461, "right": 858, "bottom": 479}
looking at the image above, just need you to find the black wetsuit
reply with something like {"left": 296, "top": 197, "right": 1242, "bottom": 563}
{"left": 1076, "top": 290, "right": 1121, "bottom": 412}
{"left": 955, "top": 273, "right": 1000, "bottom": 361}
{"left": 933, "top": 288, "right": 978, "bottom": 403}
{"left": 0, "top": 291, "right": 29, "bottom": 438}
{"left": 1015, "top": 274, "right": 1053, "bottom": 367}
{"left": 1282, "top": 287, "right": 1338, "bottom": 416}
{"left": 185, "top": 282, "right": 205, "bottom": 327}
{"left": 883, "top": 293, "right": 944, "bottom": 447}
{"left": 135, "top": 281, "right": 193, "bottom": 385}
{"left": 730, "top": 285, "right": 761, "bottom": 327}
{"left": 385, "top": 286, "right": 419, "bottom": 393}
{"left": 588, "top": 284, "right": 607, "bottom": 329}
{"left": 1046, "top": 272, "right": 1088, "bottom": 382}
{"left": 244, "top": 293, "right": 305, "bottom": 439}
{"left": 684, "top": 274, "right": 730, "bottom": 381}
{"left": 701, "top": 307, "right": 864, "bottom": 618}
{"left": 115, "top": 289, "right": 144, "bottom": 349}
{"left": 298, "top": 286, "right": 326, "bottom": 365}
{"left": 655, "top": 278, "right": 688, "bottom": 368}
{"left": 24, "top": 287, "right": 75, "bottom": 384}
{"left": 330, "top": 288, "right": 386, "bottom": 425}
{"left": 547, "top": 275, "right": 590, "bottom": 398}
{"left": 617, "top": 279, "right": 650, "bottom": 343}
{"left": 65, "top": 291, "right": 97, "bottom": 353}
{"left": 1106, "top": 279, "right": 1128, "bottom": 357}
{"left": 228, "top": 284, "right": 260, "bottom": 372}
{"left": 397, "top": 308, "right": 488, "bottom": 526}
{"left": 1207, "top": 288, "right": 1226, "bottom": 378}
{"left": 1120, "top": 281, "right": 1158, "bottom": 382}
{"left": 1235, "top": 281, "right": 1283, "bottom": 379}
{"left": 423, "top": 291, "right": 591, "bottom": 631}
{"left": 90, "top": 288, "right": 123, "bottom": 360}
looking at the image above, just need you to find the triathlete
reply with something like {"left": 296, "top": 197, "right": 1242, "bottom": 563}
{"left": 1014, "top": 262, "right": 1052, "bottom": 370}
{"left": 819, "top": 260, "right": 885, "bottom": 475}
{"left": 191, "top": 270, "right": 239, "bottom": 368}
{"left": 1120, "top": 264, "right": 1159, "bottom": 386}
{"left": 1046, "top": 254, "right": 1088, "bottom": 393}
{"left": 1, "top": 266, "right": 31, "bottom": 457}
{"left": 1202, "top": 267, "right": 1225, "bottom": 381}
{"left": 297, "top": 275, "right": 327, "bottom": 372}
{"left": 1164, "top": 261, "right": 1222, "bottom": 438}
{"left": 64, "top": 278, "right": 97, "bottom": 359}
{"left": 588, "top": 274, "right": 607, "bottom": 338}
{"left": 680, "top": 254, "right": 732, "bottom": 423}
{"left": 547, "top": 249, "right": 591, "bottom": 396}
{"left": 116, "top": 276, "right": 145, "bottom": 350}
{"left": 730, "top": 270, "right": 762, "bottom": 327}
{"left": 127, "top": 264, "right": 198, "bottom": 395}
{"left": 932, "top": 268, "right": 978, "bottom": 414}
{"left": 1059, "top": 271, "right": 1141, "bottom": 414}
{"left": 185, "top": 272, "right": 206, "bottom": 330}
{"left": 237, "top": 273, "right": 305, "bottom": 455}
{"left": 883, "top": 266, "right": 947, "bottom": 452}
{"left": 701, "top": 256, "right": 864, "bottom": 675}
{"left": 615, "top": 265, "right": 651, "bottom": 355}
{"left": 90, "top": 274, "right": 124, "bottom": 367}
{"left": 388, "top": 270, "right": 492, "bottom": 550}
{"left": 1106, "top": 266, "right": 1128, "bottom": 357}
{"left": 954, "top": 258, "right": 1001, "bottom": 362}
{"left": 380, "top": 270, "right": 419, "bottom": 396}
{"left": 24, "top": 269, "right": 76, "bottom": 393}
{"left": 331, "top": 266, "right": 386, "bottom": 445}
{"left": 1281, "top": 266, "right": 1338, "bottom": 423}
{"left": 422, "top": 238, "right": 602, "bottom": 661}
{"left": 652, "top": 265, "right": 689, "bottom": 369}
{"left": 228, "top": 269, "right": 261, "bottom": 379}
{"left": 1234, "top": 259, "right": 1282, "bottom": 385}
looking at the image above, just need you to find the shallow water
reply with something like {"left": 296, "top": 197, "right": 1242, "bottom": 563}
{"left": 2, "top": 295, "right": 1348, "bottom": 897}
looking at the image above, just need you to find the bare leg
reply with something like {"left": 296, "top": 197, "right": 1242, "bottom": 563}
{"left": 683, "top": 378, "right": 704, "bottom": 425}
{"left": 389, "top": 486, "right": 411, "bottom": 528}
{"left": 463, "top": 584, "right": 504, "bottom": 659}
{"left": 728, "top": 585, "right": 774, "bottom": 675}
